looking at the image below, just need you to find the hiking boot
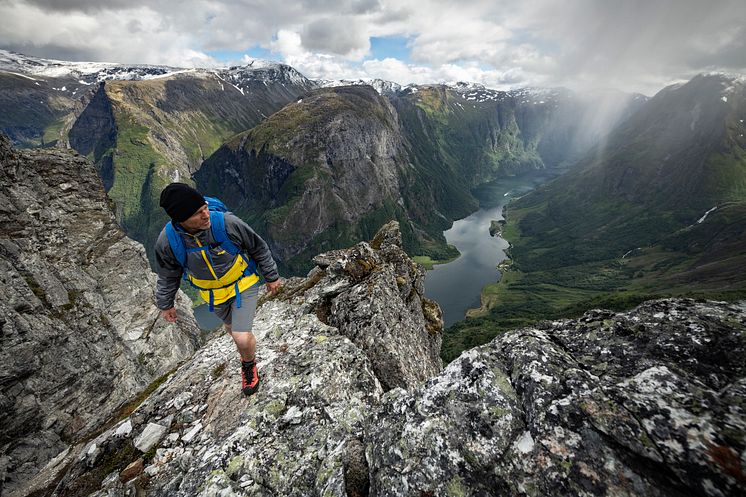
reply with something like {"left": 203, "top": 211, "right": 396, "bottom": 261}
{"left": 241, "top": 360, "right": 260, "bottom": 396}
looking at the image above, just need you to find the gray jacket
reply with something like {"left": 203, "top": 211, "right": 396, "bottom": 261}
{"left": 154, "top": 212, "right": 279, "bottom": 310}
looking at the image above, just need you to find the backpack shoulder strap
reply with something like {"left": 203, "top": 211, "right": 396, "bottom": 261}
{"left": 205, "top": 196, "right": 228, "bottom": 212}
{"left": 210, "top": 211, "right": 241, "bottom": 255}
{"left": 165, "top": 221, "right": 188, "bottom": 268}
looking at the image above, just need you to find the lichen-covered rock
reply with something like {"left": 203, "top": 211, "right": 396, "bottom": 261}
{"left": 67, "top": 301, "right": 384, "bottom": 497}
{"left": 367, "top": 298, "right": 746, "bottom": 497}
{"left": 0, "top": 135, "right": 201, "bottom": 496}
{"left": 10, "top": 170, "right": 744, "bottom": 497}
{"left": 287, "top": 221, "right": 443, "bottom": 390}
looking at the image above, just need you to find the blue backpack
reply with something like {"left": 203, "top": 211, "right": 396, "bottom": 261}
{"left": 164, "top": 196, "right": 257, "bottom": 310}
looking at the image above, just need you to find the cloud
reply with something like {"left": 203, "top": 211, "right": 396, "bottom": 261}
{"left": 20, "top": 0, "right": 143, "bottom": 12}
{"left": 0, "top": 0, "right": 744, "bottom": 93}
{"left": 269, "top": 30, "right": 365, "bottom": 80}
{"left": 358, "top": 57, "right": 530, "bottom": 88}
{"left": 301, "top": 17, "right": 370, "bottom": 59}
{"left": 508, "top": 0, "right": 746, "bottom": 90}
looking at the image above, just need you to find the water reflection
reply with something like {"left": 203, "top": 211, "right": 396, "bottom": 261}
{"left": 424, "top": 177, "right": 542, "bottom": 327}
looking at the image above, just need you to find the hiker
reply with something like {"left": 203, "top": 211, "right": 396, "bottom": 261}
{"left": 154, "top": 183, "right": 281, "bottom": 396}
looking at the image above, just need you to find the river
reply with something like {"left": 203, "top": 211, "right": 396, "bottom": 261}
{"left": 424, "top": 175, "right": 547, "bottom": 327}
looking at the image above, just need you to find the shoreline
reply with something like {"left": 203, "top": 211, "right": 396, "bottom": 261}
{"left": 465, "top": 204, "right": 515, "bottom": 319}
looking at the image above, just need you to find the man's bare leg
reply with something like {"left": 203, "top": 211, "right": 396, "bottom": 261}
{"left": 225, "top": 324, "right": 256, "bottom": 362}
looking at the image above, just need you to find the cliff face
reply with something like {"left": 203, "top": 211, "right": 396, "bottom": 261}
{"left": 0, "top": 136, "right": 201, "bottom": 496}
{"left": 64, "top": 67, "right": 315, "bottom": 262}
{"left": 36, "top": 223, "right": 745, "bottom": 497}
{"left": 196, "top": 86, "right": 424, "bottom": 274}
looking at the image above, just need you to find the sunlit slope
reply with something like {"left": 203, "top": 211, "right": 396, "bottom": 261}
{"left": 196, "top": 85, "right": 453, "bottom": 274}
{"left": 66, "top": 68, "right": 313, "bottom": 257}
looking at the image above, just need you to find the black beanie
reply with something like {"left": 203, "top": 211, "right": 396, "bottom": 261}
{"left": 159, "top": 183, "right": 206, "bottom": 223}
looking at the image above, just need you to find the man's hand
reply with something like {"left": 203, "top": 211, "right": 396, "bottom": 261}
{"left": 266, "top": 279, "right": 281, "bottom": 296}
{"left": 160, "top": 308, "right": 178, "bottom": 322}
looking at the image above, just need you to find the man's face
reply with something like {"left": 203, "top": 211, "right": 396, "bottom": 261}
{"left": 180, "top": 204, "right": 210, "bottom": 232}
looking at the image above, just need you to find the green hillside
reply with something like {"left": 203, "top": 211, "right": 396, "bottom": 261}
{"left": 196, "top": 86, "right": 442, "bottom": 274}
{"left": 443, "top": 74, "right": 746, "bottom": 361}
{"left": 65, "top": 71, "right": 312, "bottom": 260}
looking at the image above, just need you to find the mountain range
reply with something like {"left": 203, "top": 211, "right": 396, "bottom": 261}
{"left": 2, "top": 49, "right": 744, "bottom": 345}
{"left": 0, "top": 49, "right": 641, "bottom": 274}
{"left": 1, "top": 49, "right": 745, "bottom": 497}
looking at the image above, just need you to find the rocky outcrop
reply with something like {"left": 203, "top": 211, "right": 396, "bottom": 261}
{"left": 38, "top": 218, "right": 745, "bottom": 496}
{"left": 369, "top": 299, "right": 746, "bottom": 497}
{"left": 284, "top": 221, "right": 443, "bottom": 390}
{"left": 0, "top": 135, "right": 201, "bottom": 496}
{"left": 40, "top": 221, "right": 443, "bottom": 496}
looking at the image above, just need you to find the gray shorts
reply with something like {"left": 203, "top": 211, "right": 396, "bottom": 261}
{"left": 213, "top": 284, "right": 260, "bottom": 332}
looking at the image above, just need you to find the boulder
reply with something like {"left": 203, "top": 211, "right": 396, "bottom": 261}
{"left": 134, "top": 423, "right": 169, "bottom": 453}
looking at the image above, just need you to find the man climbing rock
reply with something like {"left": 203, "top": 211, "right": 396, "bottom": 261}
{"left": 154, "top": 183, "right": 281, "bottom": 396}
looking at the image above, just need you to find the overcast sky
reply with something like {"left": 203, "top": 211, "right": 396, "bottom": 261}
{"left": 1, "top": 0, "right": 744, "bottom": 94}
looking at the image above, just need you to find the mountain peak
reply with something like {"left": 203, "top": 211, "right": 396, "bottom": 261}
{"left": 318, "top": 77, "right": 403, "bottom": 95}
{"left": 0, "top": 48, "right": 189, "bottom": 83}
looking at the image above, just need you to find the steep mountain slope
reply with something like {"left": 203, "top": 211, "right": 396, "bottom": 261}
{"left": 445, "top": 74, "right": 746, "bottom": 358}
{"left": 198, "top": 82, "right": 644, "bottom": 274}
{"left": 0, "top": 135, "right": 201, "bottom": 495}
{"left": 196, "top": 85, "right": 460, "bottom": 274}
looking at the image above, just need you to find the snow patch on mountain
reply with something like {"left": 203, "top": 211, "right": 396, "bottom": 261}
{"left": 0, "top": 49, "right": 312, "bottom": 91}
{"left": 319, "top": 78, "right": 402, "bottom": 95}
{"left": 0, "top": 49, "right": 186, "bottom": 83}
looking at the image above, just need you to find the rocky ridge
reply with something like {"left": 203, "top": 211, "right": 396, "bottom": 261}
{"left": 0, "top": 135, "right": 201, "bottom": 496}
{"left": 39, "top": 221, "right": 444, "bottom": 496}
{"left": 370, "top": 299, "right": 746, "bottom": 496}
{"left": 36, "top": 221, "right": 746, "bottom": 497}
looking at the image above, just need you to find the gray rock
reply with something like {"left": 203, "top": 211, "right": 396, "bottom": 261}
{"left": 134, "top": 423, "right": 169, "bottom": 453}
{"left": 113, "top": 420, "right": 133, "bottom": 438}
{"left": 367, "top": 298, "right": 746, "bottom": 497}
{"left": 0, "top": 135, "right": 202, "bottom": 495}
{"left": 181, "top": 422, "right": 203, "bottom": 444}
{"left": 285, "top": 221, "right": 443, "bottom": 391}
